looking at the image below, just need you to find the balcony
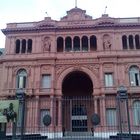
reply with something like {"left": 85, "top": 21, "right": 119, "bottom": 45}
{"left": 39, "top": 88, "right": 54, "bottom": 95}
{"left": 3, "top": 88, "right": 34, "bottom": 97}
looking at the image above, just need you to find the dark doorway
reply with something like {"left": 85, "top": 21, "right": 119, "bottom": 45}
{"left": 62, "top": 71, "right": 93, "bottom": 97}
{"left": 62, "top": 71, "right": 93, "bottom": 133}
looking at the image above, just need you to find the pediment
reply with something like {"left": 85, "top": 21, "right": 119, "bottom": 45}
{"left": 61, "top": 7, "right": 92, "bottom": 21}
{"left": 96, "top": 14, "right": 116, "bottom": 25}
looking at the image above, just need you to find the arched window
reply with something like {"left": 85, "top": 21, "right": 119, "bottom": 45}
{"left": 21, "top": 39, "right": 26, "bottom": 53}
{"left": 90, "top": 35, "right": 97, "bottom": 51}
{"left": 133, "top": 101, "right": 140, "bottom": 125}
{"left": 73, "top": 36, "right": 80, "bottom": 51}
{"left": 65, "top": 37, "right": 72, "bottom": 52}
{"left": 122, "top": 35, "right": 128, "bottom": 49}
{"left": 15, "top": 39, "right": 20, "bottom": 54}
{"left": 129, "top": 66, "right": 140, "bottom": 86}
{"left": 16, "top": 69, "right": 27, "bottom": 89}
{"left": 57, "top": 37, "right": 64, "bottom": 52}
{"left": 135, "top": 35, "right": 140, "bottom": 49}
{"left": 27, "top": 39, "right": 32, "bottom": 53}
{"left": 82, "top": 36, "right": 88, "bottom": 51}
{"left": 129, "top": 35, "right": 134, "bottom": 49}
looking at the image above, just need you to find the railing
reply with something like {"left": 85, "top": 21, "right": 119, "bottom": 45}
{"left": 3, "top": 96, "right": 140, "bottom": 139}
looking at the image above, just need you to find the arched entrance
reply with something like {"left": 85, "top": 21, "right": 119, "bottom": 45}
{"left": 62, "top": 71, "right": 94, "bottom": 133}
{"left": 62, "top": 71, "right": 93, "bottom": 97}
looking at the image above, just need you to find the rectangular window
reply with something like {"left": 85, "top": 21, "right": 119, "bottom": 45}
{"left": 106, "top": 108, "right": 117, "bottom": 126}
{"left": 40, "top": 109, "right": 50, "bottom": 127}
{"left": 130, "top": 72, "right": 140, "bottom": 86}
{"left": 105, "top": 73, "right": 113, "bottom": 87}
{"left": 133, "top": 102, "right": 140, "bottom": 125}
{"left": 41, "top": 74, "right": 51, "bottom": 88}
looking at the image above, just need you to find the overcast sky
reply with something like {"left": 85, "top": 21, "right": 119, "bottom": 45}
{"left": 0, "top": 0, "right": 140, "bottom": 48}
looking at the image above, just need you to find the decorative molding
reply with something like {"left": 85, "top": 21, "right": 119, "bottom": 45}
{"left": 56, "top": 65, "right": 72, "bottom": 78}
{"left": 56, "top": 64, "right": 100, "bottom": 79}
{"left": 42, "top": 36, "right": 51, "bottom": 52}
{"left": 56, "top": 58, "right": 98, "bottom": 65}
{"left": 12, "top": 66, "right": 31, "bottom": 76}
{"left": 83, "top": 64, "right": 99, "bottom": 77}
{"left": 124, "top": 63, "right": 140, "bottom": 73}
{"left": 41, "top": 65, "right": 51, "bottom": 73}
{"left": 103, "top": 34, "right": 112, "bottom": 50}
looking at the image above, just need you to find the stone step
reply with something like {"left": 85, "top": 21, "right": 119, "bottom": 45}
{"left": 65, "top": 131, "right": 92, "bottom": 137}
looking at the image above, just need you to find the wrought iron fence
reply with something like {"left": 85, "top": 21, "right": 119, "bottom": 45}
{"left": 3, "top": 95, "right": 140, "bottom": 139}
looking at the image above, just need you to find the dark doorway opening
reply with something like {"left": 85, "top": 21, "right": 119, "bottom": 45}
{"left": 62, "top": 71, "right": 93, "bottom": 97}
{"left": 62, "top": 71, "right": 93, "bottom": 133}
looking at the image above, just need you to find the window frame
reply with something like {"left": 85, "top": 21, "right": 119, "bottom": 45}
{"left": 133, "top": 101, "right": 140, "bottom": 126}
{"left": 104, "top": 73, "right": 114, "bottom": 87}
{"left": 129, "top": 66, "right": 140, "bottom": 86}
{"left": 16, "top": 69, "right": 27, "bottom": 89}
{"left": 41, "top": 74, "right": 51, "bottom": 89}
{"left": 106, "top": 108, "right": 117, "bottom": 126}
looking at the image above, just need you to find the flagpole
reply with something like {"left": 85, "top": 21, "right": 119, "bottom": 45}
{"left": 75, "top": 0, "right": 77, "bottom": 8}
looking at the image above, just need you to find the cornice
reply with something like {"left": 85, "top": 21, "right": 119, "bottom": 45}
{"left": 2, "top": 23, "right": 140, "bottom": 35}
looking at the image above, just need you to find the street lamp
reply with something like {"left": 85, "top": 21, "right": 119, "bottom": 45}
{"left": 117, "top": 85, "right": 131, "bottom": 140}
{"left": 16, "top": 89, "right": 26, "bottom": 140}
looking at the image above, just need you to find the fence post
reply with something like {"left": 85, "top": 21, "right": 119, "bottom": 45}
{"left": 16, "top": 90, "right": 26, "bottom": 140}
{"left": 117, "top": 85, "right": 131, "bottom": 140}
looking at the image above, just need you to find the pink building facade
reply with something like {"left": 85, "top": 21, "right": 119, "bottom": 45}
{"left": 1, "top": 7, "right": 140, "bottom": 137}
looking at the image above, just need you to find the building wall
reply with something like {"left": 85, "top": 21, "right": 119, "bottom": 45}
{"left": 1, "top": 7, "right": 140, "bottom": 134}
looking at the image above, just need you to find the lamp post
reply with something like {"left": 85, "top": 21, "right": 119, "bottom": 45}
{"left": 16, "top": 89, "right": 26, "bottom": 140}
{"left": 117, "top": 85, "right": 131, "bottom": 140}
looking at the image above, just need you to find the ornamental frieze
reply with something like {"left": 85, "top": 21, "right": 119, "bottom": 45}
{"left": 12, "top": 66, "right": 31, "bottom": 76}
{"left": 124, "top": 63, "right": 140, "bottom": 73}
{"left": 55, "top": 64, "right": 99, "bottom": 79}
{"left": 56, "top": 58, "right": 98, "bottom": 65}
{"left": 55, "top": 65, "right": 72, "bottom": 78}
{"left": 83, "top": 64, "right": 99, "bottom": 78}
{"left": 41, "top": 65, "right": 51, "bottom": 73}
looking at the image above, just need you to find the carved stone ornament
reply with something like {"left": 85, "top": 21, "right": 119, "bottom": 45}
{"left": 12, "top": 66, "right": 31, "bottom": 76}
{"left": 41, "top": 65, "right": 51, "bottom": 73}
{"left": 125, "top": 63, "right": 140, "bottom": 73}
{"left": 84, "top": 65, "right": 99, "bottom": 78}
{"left": 103, "top": 34, "right": 112, "bottom": 50}
{"left": 56, "top": 65, "right": 72, "bottom": 78}
{"left": 56, "top": 64, "right": 99, "bottom": 80}
{"left": 42, "top": 36, "right": 51, "bottom": 52}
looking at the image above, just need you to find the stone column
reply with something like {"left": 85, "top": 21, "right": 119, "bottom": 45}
{"left": 133, "top": 36, "right": 136, "bottom": 49}
{"left": 34, "top": 96, "right": 39, "bottom": 132}
{"left": 94, "top": 97, "right": 98, "bottom": 114}
{"left": 50, "top": 96, "right": 55, "bottom": 132}
{"left": 26, "top": 39, "right": 28, "bottom": 53}
{"left": 63, "top": 38, "right": 65, "bottom": 52}
{"left": 127, "top": 36, "right": 129, "bottom": 49}
{"left": 20, "top": 39, "right": 22, "bottom": 53}
{"left": 80, "top": 37, "right": 82, "bottom": 51}
{"left": 88, "top": 38, "right": 90, "bottom": 51}
{"left": 72, "top": 37, "right": 74, "bottom": 51}
{"left": 58, "top": 96, "right": 62, "bottom": 132}
{"left": 100, "top": 95, "right": 106, "bottom": 129}
{"left": 114, "top": 63, "right": 118, "bottom": 87}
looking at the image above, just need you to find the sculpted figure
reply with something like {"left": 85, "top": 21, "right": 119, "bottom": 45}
{"left": 43, "top": 37, "right": 51, "bottom": 52}
{"left": 103, "top": 34, "right": 112, "bottom": 50}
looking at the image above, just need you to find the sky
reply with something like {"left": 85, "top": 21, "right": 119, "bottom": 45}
{"left": 0, "top": 0, "right": 140, "bottom": 48}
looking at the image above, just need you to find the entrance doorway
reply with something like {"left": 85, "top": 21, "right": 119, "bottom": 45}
{"left": 62, "top": 71, "right": 93, "bottom": 132}
{"left": 72, "top": 105, "right": 87, "bottom": 132}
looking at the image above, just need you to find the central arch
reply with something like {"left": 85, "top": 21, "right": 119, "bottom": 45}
{"left": 62, "top": 71, "right": 94, "bottom": 133}
{"left": 62, "top": 71, "right": 93, "bottom": 97}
